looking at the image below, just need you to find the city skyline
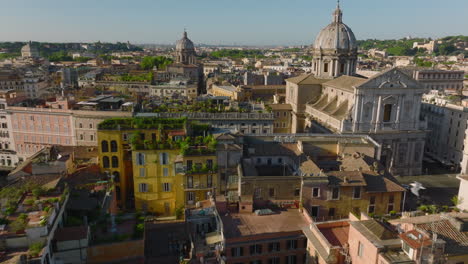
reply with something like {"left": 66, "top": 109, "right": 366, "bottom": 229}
{"left": 0, "top": 0, "right": 467, "bottom": 45}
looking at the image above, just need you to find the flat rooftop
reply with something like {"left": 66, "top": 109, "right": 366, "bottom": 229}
{"left": 221, "top": 209, "right": 309, "bottom": 239}
{"left": 317, "top": 222, "right": 350, "bottom": 247}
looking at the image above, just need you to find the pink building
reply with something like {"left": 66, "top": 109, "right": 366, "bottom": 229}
{"left": 9, "top": 106, "right": 75, "bottom": 161}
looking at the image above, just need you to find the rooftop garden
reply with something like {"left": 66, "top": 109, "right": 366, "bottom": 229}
{"left": 0, "top": 184, "right": 68, "bottom": 234}
{"left": 143, "top": 99, "right": 250, "bottom": 113}
{"left": 131, "top": 132, "right": 217, "bottom": 155}
{"left": 98, "top": 117, "right": 187, "bottom": 130}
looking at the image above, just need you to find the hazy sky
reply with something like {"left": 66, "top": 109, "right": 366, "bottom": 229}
{"left": 0, "top": 0, "right": 467, "bottom": 45}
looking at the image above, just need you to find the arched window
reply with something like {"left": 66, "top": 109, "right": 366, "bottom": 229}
{"left": 101, "top": 140, "right": 109, "bottom": 152}
{"left": 110, "top": 140, "right": 118, "bottom": 152}
{"left": 111, "top": 156, "right": 119, "bottom": 168}
{"left": 102, "top": 156, "right": 110, "bottom": 168}
{"left": 383, "top": 104, "right": 392, "bottom": 122}
{"left": 112, "top": 171, "right": 120, "bottom": 183}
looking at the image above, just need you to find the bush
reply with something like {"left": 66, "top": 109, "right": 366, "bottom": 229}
{"left": 29, "top": 241, "right": 45, "bottom": 256}
{"left": 389, "top": 210, "right": 397, "bottom": 216}
{"left": 175, "top": 206, "right": 184, "bottom": 220}
{"left": 32, "top": 187, "right": 46, "bottom": 198}
{"left": 24, "top": 199, "right": 35, "bottom": 206}
{"left": 10, "top": 217, "right": 28, "bottom": 232}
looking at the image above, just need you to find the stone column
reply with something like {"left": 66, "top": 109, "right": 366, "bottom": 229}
{"left": 414, "top": 95, "right": 421, "bottom": 130}
{"left": 395, "top": 95, "right": 404, "bottom": 130}
{"left": 353, "top": 93, "right": 362, "bottom": 132}
{"left": 374, "top": 96, "right": 383, "bottom": 133}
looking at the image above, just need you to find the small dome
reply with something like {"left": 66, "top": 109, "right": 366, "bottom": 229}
{"left": 313, "top": 6, "right": 357, "bottom": 51}
{"left": 176, "top": 31, "right": 194, "bottom": 51}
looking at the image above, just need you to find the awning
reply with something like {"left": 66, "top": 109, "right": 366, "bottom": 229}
{"left": 205, "top": 231, "right": 222, "bottom": 245}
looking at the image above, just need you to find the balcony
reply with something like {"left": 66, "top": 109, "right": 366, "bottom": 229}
{"left": 183, "top": 183, "right": 213, "bottom": 191}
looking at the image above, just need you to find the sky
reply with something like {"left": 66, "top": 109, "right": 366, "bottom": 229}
{"left": 0, "top": 0, "right": 467, "bottom": 46}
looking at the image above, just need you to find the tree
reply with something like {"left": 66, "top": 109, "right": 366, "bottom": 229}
{"left": 140, "top": 56, "right": 173, "bottom": 70}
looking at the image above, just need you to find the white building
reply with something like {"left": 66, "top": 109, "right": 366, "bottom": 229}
{"left": 286, "top": 4, "right": 427, "bottom": 175}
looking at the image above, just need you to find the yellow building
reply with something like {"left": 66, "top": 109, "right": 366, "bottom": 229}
{"left": 180, "top": 154, "right": 217, "bottom": 208}
{"left": 98, "top": 117, "right": 218, "bottom": 216}
{"left": 98, "top": 129, "right": 134, "bottom": 209}
{"left": 132, "top": 148, "right": 184, "bottom": 215}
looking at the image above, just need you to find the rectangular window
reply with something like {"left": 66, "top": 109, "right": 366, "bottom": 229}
{"left": 207, "top": 159, "right": 213, "bottom": 169}
{"left": 137, "top": 153, "right": 145, "bottom": 165}
{"left": 331, "top": 187, "right": 340, "bottom": 200}
{"left": 357, "top": 241, "right": 364, "bottom": 257}
{"left": 139, "top": 167, "right": 145, "bottom": 177}
{"left": 163, "top": 167, "right": 169, "bottom": 177}
{"left": 160, "top": 153, "right": 169, "bottom": 165}
{"left": 285, "top": 255, "right": 297, "bottom": 264}
{"left": 187, "top": 176, "right": 193, "bottom": 188}
{"left": 163, "top": 183, "right": 171, "bottom": 192}
{"left": 187, "top": 160, "right": 193, "bottom": 170}
{"left": 268, "top": 242, "right": 280, "bottom": 252}
{"left": 328, "top": 208, "right": 335, "bottom": 217}
{"left": 249, "top": 244, "right": 262, "bottom": 255}
{"left": 231, "top": 247, "right": 244, "bottom": 257}
{"left": 268, "top": 257, "right": 280, "bottom": 264}
{"left": 139, "top": 183, "right": 148, "bottom": 193}
{"left": 287, "top": 239, "right": 298, "bottom": 249}
{"left": 312, "top": 187, "right": 320, "bottom": 198}
{"left": 187, "top": 191, "right": 195, "bottom": 202}
{"left": 353, "top": 186, "right": 361, "bottom": 199}
{"left": 324, "top": 63, "right": 329, "bottom": 73}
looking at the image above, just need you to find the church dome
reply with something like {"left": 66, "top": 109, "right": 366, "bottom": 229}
{"left": 176, "top": 31, "right": 194, "bottom": 51}
{"left": 313, "top": 5, "right": 357, "bottom": 51}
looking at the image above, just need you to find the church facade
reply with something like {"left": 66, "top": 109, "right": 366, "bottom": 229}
{"left": 286, "top": 4, "right": 427, "bottom": 175}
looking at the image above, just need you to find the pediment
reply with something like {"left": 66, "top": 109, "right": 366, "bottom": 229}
{"left": 357, "top": 68, "right": 423, "bottom": 89}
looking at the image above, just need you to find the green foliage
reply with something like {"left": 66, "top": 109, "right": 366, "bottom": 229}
{"left": 73, "top": 56, "right": 92, "bottom": 62}
{"left": 0, "top": 53, "right": 21, "bottom": 60}
{"left": 10, "top": 216, "right": 28, "bottom": 232}
{"left": 119, "top": 72, "right": 153, "bottom": 82}
{"left": 210, "top": 49, "right": 266, "bottom": 59}
{"left": 133, "top": 223, "right": 145, "bottom": 239}
{"left": 451, "top": 195, "right": 463, "bottom": 206}
{"left": 282, "top": 48, "right": 301, "bottom": 52}
{"left": 24, "top": 199, "right": 35, "bottom": 206}
{"left": 48, "top": 51, "right": 73, "bottom": 62}
{"left": 436, "top": 44, "right": 457, "bottom": 56}
{"left": 175, "top": 206, "right": 184, "bottom": 220}
{"left": 98, "top": 117, "right": 187, "bottom": 130}
{"left": 29, "top": 241, "right": 45, "bottom": 256}
{"left": 32, "top": 187, "right": 46, "bottom": 198}
{"left": 414, "top": 58, "right": 433, "bottom": 67}
{"left": 300, "top": 55, "right": 312, "bottom": 61}
{"left": 140, "top": 56, "right": 173, "bottom": 70}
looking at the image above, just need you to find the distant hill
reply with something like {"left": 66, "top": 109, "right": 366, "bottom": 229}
{"left": 357, "top": 36, "right": 468, "bottom": 57}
